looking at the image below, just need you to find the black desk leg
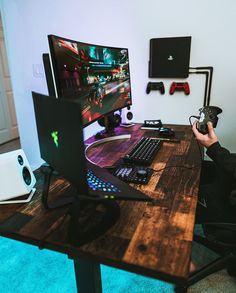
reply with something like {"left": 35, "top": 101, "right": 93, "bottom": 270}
{"left": 73, "top": 258, "right": 102, "bottom": 293}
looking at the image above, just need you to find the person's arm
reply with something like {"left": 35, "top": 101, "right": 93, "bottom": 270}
{"left": 192, "top": 121, "right": 218, "bottom": 148}
{"left": 192, "top": 121, "right": 236, "bottom": 176}
{"left": 206, "top": 141, "right": 236, "bottom": 175}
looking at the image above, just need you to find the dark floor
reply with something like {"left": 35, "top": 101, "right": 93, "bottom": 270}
{"left": 0, "top": 138, "right": 21, "bottom": 154}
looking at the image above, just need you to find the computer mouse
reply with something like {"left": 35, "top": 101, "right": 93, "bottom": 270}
{"left": 136, "top": 169, "right": 148, "bottom": 178}
{"left": 158, "top": 127, "right": 175, "bottom": 138}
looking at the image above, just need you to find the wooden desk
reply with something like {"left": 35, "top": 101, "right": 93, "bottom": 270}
{"left": 0, "top": 124, "right": 201, "bottom": 291}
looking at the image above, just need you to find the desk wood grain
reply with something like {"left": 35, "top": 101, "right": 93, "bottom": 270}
{"left": 0, "top": 124, "right": 201, "bottom": 284}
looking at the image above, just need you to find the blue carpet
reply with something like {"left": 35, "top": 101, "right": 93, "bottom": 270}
{"left": 0, "top": 237, "right": 174, "bottom": 292}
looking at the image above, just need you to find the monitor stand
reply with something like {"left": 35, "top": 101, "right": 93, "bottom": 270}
{"left": 40, "top": 164, "right": 120, "bottom": 246}
{"left": 41, "top": 163, "right": 74, "bottom": 209}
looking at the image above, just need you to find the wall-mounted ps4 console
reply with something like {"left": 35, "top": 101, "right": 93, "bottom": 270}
{"left": 149, "top": 36, "right": 192, "bottom": 78}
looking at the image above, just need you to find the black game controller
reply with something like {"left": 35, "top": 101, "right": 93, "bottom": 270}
{"left": 197, "top": 106, "right": 222, "bottom": 134}
{"left": 146, "top": 82, "right": 165, "bottom": 94}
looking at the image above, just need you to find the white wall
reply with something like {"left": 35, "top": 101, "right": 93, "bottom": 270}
{"left": 1, "top": 0, "right": 236, "bottom": 168}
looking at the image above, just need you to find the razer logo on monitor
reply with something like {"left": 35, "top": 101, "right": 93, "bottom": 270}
{"left": 51, "top": 131, "right": 59, "bottom": 148}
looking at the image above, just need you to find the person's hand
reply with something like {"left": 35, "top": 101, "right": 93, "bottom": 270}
{"left": 192, "top": 121, "right": 218, "bottom": 148}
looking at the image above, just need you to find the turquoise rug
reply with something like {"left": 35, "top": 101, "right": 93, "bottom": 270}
{"left": 0, "top": 237, "right": 174, "bottom": 292}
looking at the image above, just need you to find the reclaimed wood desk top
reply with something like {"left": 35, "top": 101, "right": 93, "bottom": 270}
{"left": 0, "top": 124, "right": 201, "bottom": 285}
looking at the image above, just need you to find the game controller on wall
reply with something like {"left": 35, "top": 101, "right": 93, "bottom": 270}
{"left": 146, "top": 82, "right": 165, "bottom": 94}
{"left": 146, "top": 81, "right": 190, "bottom": 95}
{"left": 196, "top": 106, "right": 222, "bottom": 134}
{"left": 169, "top": 82, "right": 190, "bottom": 95}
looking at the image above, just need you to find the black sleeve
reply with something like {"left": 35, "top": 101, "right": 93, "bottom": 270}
{"left": 206, "top": 142, "right": 236, "bottom": 177}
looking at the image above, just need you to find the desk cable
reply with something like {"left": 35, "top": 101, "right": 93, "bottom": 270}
{"left": 151, "top": 164, "right": 201, "bottom": 173}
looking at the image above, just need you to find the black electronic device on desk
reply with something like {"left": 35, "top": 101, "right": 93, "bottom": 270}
{"left": 143, "top": 124, "right": 183, "bottom": 143}
{"left": 141, "top": 119, "right": 163, "bottom": 130}
{"left": 32, "top": 92, "right": 151, "bottom": 203}
{"left": 112, "top": 165, "right": 153, "bottom": 185}
{"left": 158, "top": 127, "right": 175, "bottom": 138}
{"left": 122, "top": 137, "right": 162, "bottom": 165}
{"left": 141, "top": 120, "right": 176, "bottom": 139}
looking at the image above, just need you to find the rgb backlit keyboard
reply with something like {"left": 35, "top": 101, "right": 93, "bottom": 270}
{"left": 87, "top": 170, "right": 121, "bottom": 193}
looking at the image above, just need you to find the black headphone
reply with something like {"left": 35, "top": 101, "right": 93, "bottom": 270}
{"left": 98, "top": 112, "right": 121, "bottom": 129}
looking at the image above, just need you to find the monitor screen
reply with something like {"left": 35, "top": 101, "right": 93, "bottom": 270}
{"left": 48, "top": 34, "right": 132, "bottom": 127}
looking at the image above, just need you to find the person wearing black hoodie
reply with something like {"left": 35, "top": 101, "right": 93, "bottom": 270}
{"left": 192, "top": 121, "right": 236, "bottom": 223}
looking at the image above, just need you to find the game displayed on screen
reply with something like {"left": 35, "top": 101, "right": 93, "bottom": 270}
{"left": 49, "top": 35, "right": 132, "bottom": 126}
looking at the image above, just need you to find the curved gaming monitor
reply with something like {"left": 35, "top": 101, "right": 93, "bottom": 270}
{"left": 48, "top": 35, "right": 132, "bottom": 129}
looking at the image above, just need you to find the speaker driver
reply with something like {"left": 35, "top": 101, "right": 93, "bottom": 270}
{"left": 22, "top": 166, "right": 32, "bottom": 185}
{"left": 18, "top": 155, "right": 24, "bottom": 165}
{"left": 126, "top": 111, "right": 133, "bottom": 121}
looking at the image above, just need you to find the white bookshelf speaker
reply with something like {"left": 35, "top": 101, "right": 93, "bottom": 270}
{"left": 121, "top": 106, "right": 135, "bottom": 127}
{"left": 0, "top": 149, "right": 36, "bottom": 202}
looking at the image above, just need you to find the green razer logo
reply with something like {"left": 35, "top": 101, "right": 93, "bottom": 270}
{"left": 51, "top": 131, "right": 59, "bottom": 148}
